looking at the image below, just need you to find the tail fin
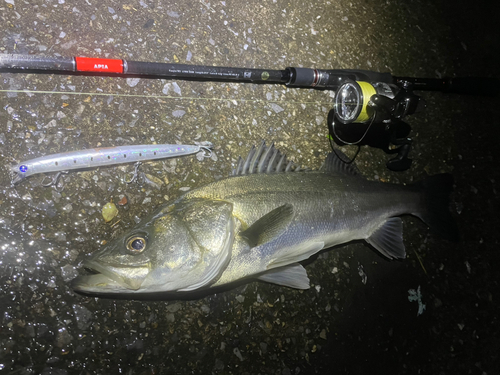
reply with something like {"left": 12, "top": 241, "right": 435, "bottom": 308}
{"left": 414, "top": 174, "right": 459, "bottom": 241}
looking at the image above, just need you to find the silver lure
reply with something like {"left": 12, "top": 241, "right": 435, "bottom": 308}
{"left": 11, "top": 143, "right": 213, "bottom": 185}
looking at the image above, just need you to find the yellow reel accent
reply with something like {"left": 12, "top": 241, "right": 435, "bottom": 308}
{"left": 355, "top": 81, "right": 376, "bottom": 123}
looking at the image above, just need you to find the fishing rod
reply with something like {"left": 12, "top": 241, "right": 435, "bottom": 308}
{"left": 1, "top": 53, "right": 498, "bottom": 171}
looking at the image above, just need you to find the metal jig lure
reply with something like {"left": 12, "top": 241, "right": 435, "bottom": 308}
{"left": 11, "top": 143, "right": 213, "bottom": 188}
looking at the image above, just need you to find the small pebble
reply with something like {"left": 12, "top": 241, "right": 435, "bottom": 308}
{"left": 126, "top": 78, "right": 141, "bottom": 87}
{"left": 118, "top": 196, "right": 128, "bottom": 206}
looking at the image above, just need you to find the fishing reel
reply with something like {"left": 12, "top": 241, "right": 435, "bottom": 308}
{"left": 328, "top": 79, "right": 425, "bottom": 171}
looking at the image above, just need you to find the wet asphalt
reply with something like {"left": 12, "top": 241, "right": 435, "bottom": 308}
{"left": 1, "top": 0, "right": 499, "bottom": 374}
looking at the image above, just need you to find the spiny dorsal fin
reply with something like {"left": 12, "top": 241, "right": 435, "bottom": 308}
{"left": 231, "top": 141, "right": 306, "bottom": 176}
{"left": 319, "top": 149, "right": 360, "bottom": 176}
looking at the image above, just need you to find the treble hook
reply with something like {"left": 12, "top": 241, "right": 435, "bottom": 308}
{"left": 199, "top": 145, "right": 213, "bottom": 158}
{"left": 41, "top": 171, "right": 68, "bottom": 192}
{"left": 125, "top": 162, "right": 144, "bottom": 185}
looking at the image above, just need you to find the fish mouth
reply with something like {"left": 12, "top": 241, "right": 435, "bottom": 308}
{"left": 72, "top": 260, "right": 149, "bottom": 294}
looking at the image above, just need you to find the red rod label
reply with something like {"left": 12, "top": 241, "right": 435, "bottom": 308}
{"left": 75, "top": 57, "right": 123, "bottom": 73}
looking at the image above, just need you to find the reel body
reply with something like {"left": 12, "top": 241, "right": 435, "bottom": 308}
{"left": 329, "top": 80, "right": 425, "bottom": 171}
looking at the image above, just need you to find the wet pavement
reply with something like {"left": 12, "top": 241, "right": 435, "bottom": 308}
{"left": 1, "top": 0, "right": 499, "bottom": 374}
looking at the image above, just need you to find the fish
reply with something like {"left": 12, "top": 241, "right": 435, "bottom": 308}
{"left": 72, "top": 142, "right": 458, "bottom": 297}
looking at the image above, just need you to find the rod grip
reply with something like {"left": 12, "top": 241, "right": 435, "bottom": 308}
{"left": 0, "top": 54, "right": 75, "bottom": 71}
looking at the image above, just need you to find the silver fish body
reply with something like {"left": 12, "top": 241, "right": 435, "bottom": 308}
{"left": 73, "top": 143, "right": 457, "bottom": 297}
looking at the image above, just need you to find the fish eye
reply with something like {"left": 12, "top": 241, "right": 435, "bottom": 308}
{"left": 126, "top": 235, "right": 147, "bottom": 253}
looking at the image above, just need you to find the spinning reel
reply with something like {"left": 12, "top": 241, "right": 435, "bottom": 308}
{"left": 328, "top": 79, "right": 425, "bottom": 171}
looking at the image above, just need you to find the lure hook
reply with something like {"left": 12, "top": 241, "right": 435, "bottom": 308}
{"left": 199, "top": 145, "right": 213, "bottom": 158}
{"left": 125, "top": 162, "right": 144, "bottom": 185}
{"left": 41, "top": 171, "right": 68, "bottom": 192}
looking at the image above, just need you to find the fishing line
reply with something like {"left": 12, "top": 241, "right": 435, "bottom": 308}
{"left": 327, "top": 111, "right": 378, "bottom": 165}
{"left": 328, "top": 135, "right": 361, "bottom": 165}
{"left": 0, "top": 89, "right": 332, "bottom": 106}
{"left": 331, "top": 112, "right": 377, "bottom": 146}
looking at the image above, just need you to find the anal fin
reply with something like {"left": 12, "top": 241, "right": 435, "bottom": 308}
{"left": 366, "top": 217, "right": 406, "bottom": 259}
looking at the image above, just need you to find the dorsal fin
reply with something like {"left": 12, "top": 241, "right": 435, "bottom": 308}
{"left": 231, "top": 141, "right": 306, "bottom": 176}
{"left": 231, "top": 142, "right": 361, "bottom": 177}
{"left": 320, "top": 149, "right": 360, "bottom": 176}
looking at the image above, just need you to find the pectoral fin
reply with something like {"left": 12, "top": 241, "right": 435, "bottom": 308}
{"left": 366, "top": 217, "right": 406, "bottom": 259}
{"left": 239, "top": 204, "right": 294, "bottom": 247}
{"left": 257, "top": 263, "right": 310, "bottom": 289}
